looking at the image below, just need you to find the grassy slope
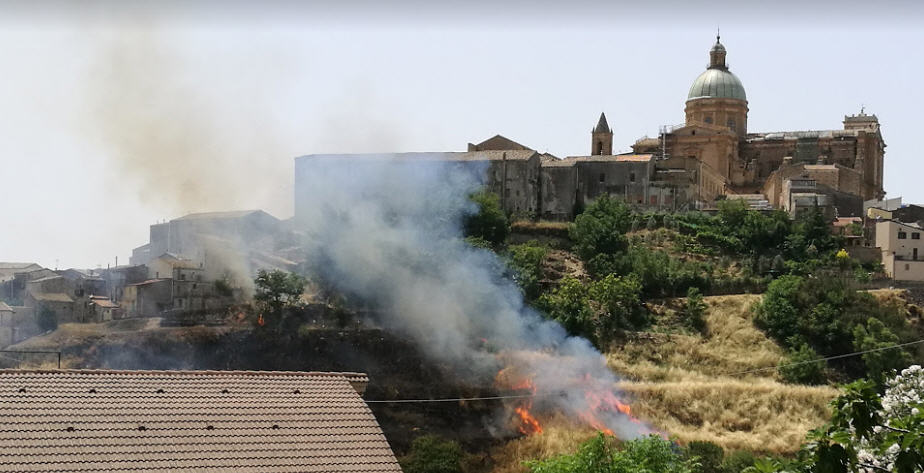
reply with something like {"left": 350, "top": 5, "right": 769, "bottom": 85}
{"left": 488, "top": 294, "right": 840, "bottom": 472}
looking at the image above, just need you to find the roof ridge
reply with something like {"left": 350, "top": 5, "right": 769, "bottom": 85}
{"left": 0, "top": 369, "right": 369, "bottom": 379}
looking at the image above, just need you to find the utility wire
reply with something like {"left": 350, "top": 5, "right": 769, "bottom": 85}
{"left": 720, "top": 338, "right": 924, "bottom": 377}
{"left": 365, "top": 392, "right": 565, "bottom": 404}
{"left": 363, "top": 338, "right": 924, "bottom": 404}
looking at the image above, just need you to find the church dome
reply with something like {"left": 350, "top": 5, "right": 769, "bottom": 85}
{"left": 687, "top": 68, "right": 746, "bottom": 101}
{"left": 687, "top": 35, "right": 746, "bottom": 101}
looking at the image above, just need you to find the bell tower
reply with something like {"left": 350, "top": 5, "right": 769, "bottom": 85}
{"left": 591, "top": 112, "right": 613, "bottom": 155}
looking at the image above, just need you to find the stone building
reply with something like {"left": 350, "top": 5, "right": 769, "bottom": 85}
{"left": 633, "top": 35, "right": 885, "bottom": 213}
{"left": 876, "top": 220, "right": 924, "bottom": 281}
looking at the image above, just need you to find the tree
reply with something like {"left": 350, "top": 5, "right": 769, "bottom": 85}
{"left": 853, "top": 317, "right": 912, "bottom": 386}
{"left": 570, "top": 196, "right": 633, "bottom": 261}
{"left": 778, "top": 343, "right": 826, "bottom": 385}
{"left": 753, "top": 275, "right": 803, "bottom": 344}
{"left": 464, "top": 191, "right": 509, "bottom": 245}
{"left": 400, "top": 435, "right": 464, "bottom": 473}
{"left": 538, "top": 275, "right": 645, "bottom": 348}
{"left": 254, "top": 269, "right": 308, "bottom": 324}
{"left": 507, "top": 241, "right": 549, "bottom": 301}
{"left": 36, "top": 307, "right": 57, "bottom": 332}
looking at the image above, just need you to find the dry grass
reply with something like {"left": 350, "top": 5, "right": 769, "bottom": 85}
{"left": 489, "top": 417, "right": 599, "bottom": 473}
{"left": 619, "top": 379, "right": 838, "bottom": 453}
{"left": 490, "top": 294, "right": 839, "bottom": 471}
{"left": 607, "top": 295, "right": 782, "bottom": 382}
{"left": 510, "top": 220, "right": 570, "bottom": 232}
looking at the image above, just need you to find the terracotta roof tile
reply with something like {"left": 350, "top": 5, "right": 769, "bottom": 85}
{"left": 0, "top": 370, "right": 399, "bottom": 472}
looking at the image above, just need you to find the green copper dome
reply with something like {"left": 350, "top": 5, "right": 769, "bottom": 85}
{"left": 687, "top": 68, "right": 747, "bottom": 101}
{"left": 687, "top": 36, "right": 746, "bottom": 101}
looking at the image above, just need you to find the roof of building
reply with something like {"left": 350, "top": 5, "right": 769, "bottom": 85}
{"left": 300, "top": 150, "right": 539, "bottom": 163}
{"left": 28, "top": 275, "right": 64, "bottom": 284}
{"left": 0, "top": 263, "right": 43, "bottom": 283}
{"left": 90, "top": 299, "right": 120, "bottom": 309}
{"left": 747, "top": 129, "right": 862, "bottom": 141}
{"left": 560, "top": 154, "right": 655, "bottom": 163}
{"left": 153, "top": 253, "right": 201, "bottom": 270}
{"left": 173, "top": 210, "right": 278, "bottom": 222}
{"left": 833, "top": 217, "right": 863, "bottom": 227}
{"left": 129, "top": 278, "right": 171, "bottom": 287}
{"left": 30, "top": 292, "right": 74, "bottom": 303}
{"left": 469, "top": 134, "right": 532, "bottom": 151}
{"left": 594, "top": 113, "right": 611, "bottom": 134}
{"left": 0, "top": 369, "right": 400, "bottom": 473}
{"left": 688, "top": 68, "right": 747, "bottom": 101}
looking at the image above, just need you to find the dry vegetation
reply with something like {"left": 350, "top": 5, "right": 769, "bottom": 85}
{"left": 490, "top": 294, "right": 840, "bottom": 472}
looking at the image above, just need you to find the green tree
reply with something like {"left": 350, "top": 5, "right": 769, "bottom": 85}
{"left": 778, "top": 343, "right": 826, "bottom": 385}
{"left": 538, "top": 275, "right": 645, "bottom": 348}
{"left": 684, "top": 287, "right": 708, "bottom": 333}
{"left": 853, "top": 317, "right": 912, "bottom": 386}
{"left": 570, "top": 196, "right": 633, "bottom": 261}
{"left": 538, "top": 277, "right": 593, "bottom": 338}
{"left": 463, "top": 191, "right": 509, "bottom": 245}
{"left": 507, "top": 241, "right": 549, "bottom": 301}
{"left": 400, "top": 435, "right": 464, "bottom": 473}
{"left": 254, "top": 269, "right": 308, "bottom": 324}
{"left": 36, "top": 307, "right": 57, "bottom": 332}
{"left": 752, "top": 275, "right": 803, "bottom": 344}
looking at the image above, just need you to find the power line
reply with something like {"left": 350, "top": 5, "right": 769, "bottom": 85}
{"left": 720, "top": 338, "right": 924, "bottom": 377}
{"left": 363, "top": 338, "right": 924, "bottom": 404}
{"left": 365, "top": 392, "right": 564, "bottom": 404}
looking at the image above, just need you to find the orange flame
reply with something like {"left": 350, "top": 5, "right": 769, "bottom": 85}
{"left": 515, "top": 405, "right": 543, "bottom": 434}
{"left": 257, "top": 314, "right": 265, "bottom": 326}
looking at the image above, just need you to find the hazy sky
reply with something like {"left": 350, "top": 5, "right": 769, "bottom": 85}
{"left": 2, "top": 1, "right": 922, "bottom": 269}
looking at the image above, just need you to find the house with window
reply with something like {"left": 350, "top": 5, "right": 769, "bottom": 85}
{"left": 875, "top": 220, "right": 924, "bottom": 281}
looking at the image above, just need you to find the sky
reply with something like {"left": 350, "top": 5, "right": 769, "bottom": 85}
{"left": 1, "top": 0, "right": 923, "bottom": 269}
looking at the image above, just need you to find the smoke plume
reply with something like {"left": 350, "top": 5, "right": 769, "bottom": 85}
{"left": 295, "top": 155, "right": 644, "bottom": 438}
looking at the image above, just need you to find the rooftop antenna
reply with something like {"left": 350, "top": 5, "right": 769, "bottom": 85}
{"left": 717, "top": 25, "right": 720, "bottom": 42}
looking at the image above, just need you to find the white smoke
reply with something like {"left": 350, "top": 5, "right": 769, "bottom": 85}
{"left": 294, "top": 154, "right": 644, "bottom": 438}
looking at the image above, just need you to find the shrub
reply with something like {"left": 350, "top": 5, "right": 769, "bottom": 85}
{"left": 721, "top": 451, "right": 756, "bottom": 473}
{"left": 778, "top": 343, "right": 826, "bottom": 385}
{"left": 526, "top": 434, "right": 696, "bottom": 473}
{"left": 464, "top": 191, "right": 509, "bottom": 245}
{"left": 684, "top": 287, "right": 708, "bottom": 333}
{"left": 400, "top": 435, "right": 464, "bottom": 473}
{"left": 853, "top": 318, "right": 912, "bottom": 387}
{"left": 686, "top": 440, "right": 724, "bottom": 473}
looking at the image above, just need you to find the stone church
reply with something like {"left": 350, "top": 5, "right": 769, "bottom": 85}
{"left": 296, "top": 35, "right": 885, "bottom": 221}
{"left": 632, "top": 35, "right": 885, "bottom": 215}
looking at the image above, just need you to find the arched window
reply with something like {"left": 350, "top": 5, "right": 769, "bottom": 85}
{"left": 595, "top": 141, "right": 603, "bottom": 155}
{"left": 727, "top": 118, "right": 736, "bottom": 131}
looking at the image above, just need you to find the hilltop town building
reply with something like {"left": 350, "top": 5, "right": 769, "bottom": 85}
{"left": 296, "top": 35, "right": 883, "bottom": 220}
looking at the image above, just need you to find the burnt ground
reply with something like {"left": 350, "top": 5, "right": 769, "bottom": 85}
{"left": 10, "top": 319, "right": 516, "bottom": 460}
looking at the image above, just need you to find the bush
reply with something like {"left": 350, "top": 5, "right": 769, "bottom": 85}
{"left": 853, "top": 318, "right": 912, "bottom": 387}
{"left": 721, "top": 450, "right": 756, "bottom": 473}
{"left": 686, "top": 440, "right": 724, "bottom": 473}
{"left": 527, "top": 434, "right": 696, "bottom": 473}
{"left": 778, "top": 343, "right": 826, "bottom": 385}
{"left": 464, "top": 191, "right": 509, "bottom": 245}
{"left": 37, "top": 307, "right": 57, "bottom": 332}
{"left": 684, "top": 287, "right": 708, "bottom": 333}
{"left": 400, "top": 435, "right": 464, "bottom": 473}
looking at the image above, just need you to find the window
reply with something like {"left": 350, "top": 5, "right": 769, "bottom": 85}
{"left": 727, "top": 118, "right": 736, "bottom": 131}
{"left": 913, "top": 233, "right": 920, "bottom": 240}
{"left": 906, "top": 264, "right": 911, "bottom": 271}
{"left": 180, "top": 273, "right": 186, "bottom": 281}
{"left": 599, "top": 173, "right": 605, "bottom": 183}
{"left": 595, "top": 141, "right": 604, "bottom": 155}
{"left": 899, "top": 231, "right": 907, "bottom": 239}
{"left": 630, "top": 172, "right": 636, "bottom": 183}
{"left": 704, "top": 116, "right": 713, "bottom": 124}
